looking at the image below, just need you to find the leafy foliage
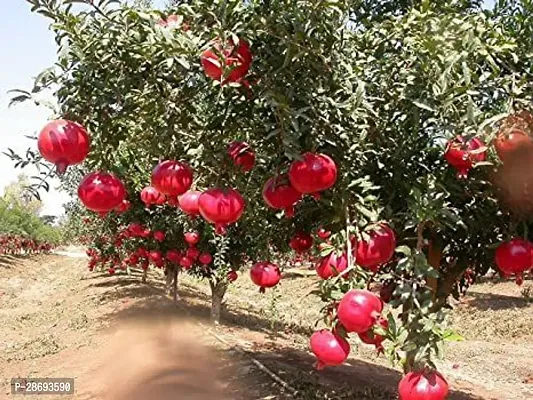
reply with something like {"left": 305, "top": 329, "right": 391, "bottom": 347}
{"left": 9, "top": 0, "right": 533, "bottom": 374}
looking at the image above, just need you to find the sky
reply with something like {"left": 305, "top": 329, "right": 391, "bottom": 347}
{"left": 0, "top": 0, "right": 495, "bottom": 217}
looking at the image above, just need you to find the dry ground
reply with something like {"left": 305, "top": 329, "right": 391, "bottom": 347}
{"left": 1, "top": 252, "right": 532, "bottom": 399}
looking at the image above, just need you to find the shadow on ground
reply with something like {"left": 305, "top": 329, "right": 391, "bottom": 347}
{"left": 0, "top": 254, "right": 30, "bottom": 268}
{"left": 91, "top": 276, "right": 485, "bottom": 400}
{"left": 465, "top": 291, "right": 531, "bottom": 311}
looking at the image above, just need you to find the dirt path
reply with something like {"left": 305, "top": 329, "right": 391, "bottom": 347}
{"left": 1, "top": 254, "right": 532, "bottom": 399}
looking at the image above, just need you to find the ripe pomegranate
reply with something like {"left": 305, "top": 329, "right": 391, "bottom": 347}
{"left": 317, "top": 227, "right": 331, "bottom": 239}
{"left": 200, "top": 38, "right": 252, "bottom": 84}
{"left": 444, "top": 136, "right": 486, "bottom": 178}
{"left": 288, "top": 153, "right": 337, "bottom": 199}
{"left": 178, "top": 190, "right": 201, "bottom": 217}
{"left": 37, "top": 119, "right": 90, "bottom": 174}
{"left": 228, "top": 141, "right": 255, "bottom": 172}
{"left": 250, "top": 261, "right": 281, "bottom": 293}
{"left": 141, "top": 186, "right": 166, "bottom": 207}
{"left": 289, "top": 232, "right": 314, "bottom": 254}
{"left": 494, "top": 129, "right": 533, "bottom": 162}
{"left": 355, "top": 223, "right": 396, "bottom": 272}
{"left": 184, "top": 231, "right": 200, "bottom": 246}
{"left": 337, "top": 289, "right": 383, "bottom": 333}
{"left": 262, "top": 174, "right": 302, "bottom": 218}
{"left": 151, "top": 160, "right": 193, "bottom": 197}
{"left": 310, "top": 329, "right": 350, "bottom": 370}
{"left": 153, "top": 230, "right": 166, "bottom": 242}
{"left": 199, "top": 253, "right": 213, "bottom": 265}
{"left": 78, "top": 172, "right": 126, "bottom": 215}
{"left": 398, "top": 370, "right": 449, "bottom": 400}
{"left": 166, "top": 249, "right": 182, "bottom": 264}
{"left": 227, "top": 270, "right": 238, "bottom": 282}
{"left": 495, "top": 238, "right": 533, "bottom": 284}
{"left": 149, "top": 250, "right": 163, "bottom": 265}
{"left": 179, "top": 256, "right": 194, "bottom": 269}
{"left": 358, "top": 317, "right": 388, "bottom": 352}
{"left": 198, "top": 188, "right": 246, "bottom": 235}
{"left": 316, "top": 251, "right": 348, "bottom": 280}
{"left": 186, "top": 247, "right": 200, "bottom": 260}
{"left": 115, "top": 199, "right": 131, "bottom": 214}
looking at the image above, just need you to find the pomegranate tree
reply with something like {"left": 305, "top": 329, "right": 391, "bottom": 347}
{"left": 14, "top": 2, "right": 533, "bottom": 398}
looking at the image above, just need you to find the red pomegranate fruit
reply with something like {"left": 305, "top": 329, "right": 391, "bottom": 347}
{"left": 166, "top": 249, "right": 182, "bottom": 264}
{"left": 250, "top": 261, "right": 281, "bottom": 293}
{"left": 310, "top": 329, "right": 350, "bottom": 370}
{"left": 153, "top": 230, "right": 166, "bottom": 243}
{"left": 337, "top": 289, "right": 383, "bottom": 333}
{"left": 115, "top": 199, "right": 131, "bottom": 214}
{"left": 444, "top": 136, "right": 486, "bottom": 178}
{"left": 184, "top": 231, "right": 200, "bottom": 246}
{"left": 317, "top": 227, "right": 331, "bottom": 239}
{"left": 355, "top": 223, "right": 396, "bottom": 272}
{"left": 227, "top": 270, "right": 238, "bottom": 282}
{"left": 78, "top": 172, "right": 126, "bottom": 215}
{"left": 398, "top": 370, "right": 449, "bottom": 400}
{"left": 179, "top": 256, "right": 194, "bottom": 270}
{"left": 228, "top": 141, "right": 255, "bottom": 172}
{"left": 151, "top": 160, "right": 193, "bottom": 197}
{"left": 262, "top": 174, "right": 302, "bottom": 218}
{"left": 186, "top": 247, "right": 200, "bottom": 260}
{"left": 140, "top": 186, "right": 166, "bottom": 207}
{"left": 495, "top": 238, "right": 533, "bottom": 284}
{"left": 288, "top": 153, "right": 337, "bottom": 199}
{"left": 178, "top": 190, "right": 201, "bottom": 217}
{"left": 289, "top": 232, "right": 314, "bottom": 254}
{"left": 198, "top": 188, "right": 245, "bottom": 235}
{"left": 200, "top": 38, "right": 252, "bottom": 84}
{"left": 316, "top": 251, "right": 349, "bottom": 280}
{"left": 37, "top": 119, "right": 90, "bottom": 174}
{"left": 494, "top": 129, "right": 533, "bottom": 162}
{"left": 199, "top": 252, "right": 213, "bottom": 265}
{"left": 358, "top": 317, "right": 388, "bottom": 352}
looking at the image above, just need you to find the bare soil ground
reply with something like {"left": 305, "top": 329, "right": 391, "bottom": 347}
{"left": 1, "top": 252, "right": 532, "bottom": 399}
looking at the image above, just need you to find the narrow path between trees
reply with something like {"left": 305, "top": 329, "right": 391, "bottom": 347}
{"left": 1, "top": 254, "right": 532, "bottom": 399}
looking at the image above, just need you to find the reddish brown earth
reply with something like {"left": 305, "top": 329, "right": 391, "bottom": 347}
{"left": 1, "top": 253, "right": 532, "bottom": 399}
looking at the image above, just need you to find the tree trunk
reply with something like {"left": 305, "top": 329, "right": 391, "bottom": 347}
{"left": 209, "top": 280, "right": 228, "bottom": 325}
{"left": 172, "top": 266, "right": 179, "bottom": 302}
{"left": 142, "top": 269, "right": 147, "bottom": 283}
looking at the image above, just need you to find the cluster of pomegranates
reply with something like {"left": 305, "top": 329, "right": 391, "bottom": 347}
{"left": 314, "top": 223, "right": 397, "bottom": 280}
{"left": 310, "top": 288, "right": 449, "bottom": 400}
{"left": 0, "top": 234, "right": 54, "bottom": 256}
{"left": 86, "top": 225, "right": 215, "bottom": 277}
{"left": 444, "top": 110, "right": 533, "bottom": 178}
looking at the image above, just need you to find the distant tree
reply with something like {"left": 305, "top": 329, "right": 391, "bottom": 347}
{"left": 2, "top": 174, "right": 42, "bottom": 215}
